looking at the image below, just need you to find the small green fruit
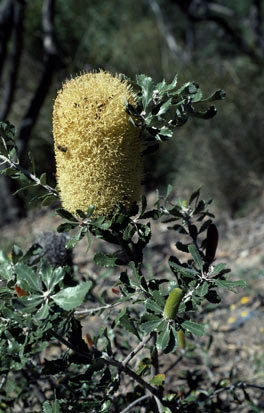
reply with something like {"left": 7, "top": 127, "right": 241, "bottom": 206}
{"left": 178, "top": 329, "right": 186, "bottom": 349}
{"left": 164, "top": 288, "right": 184, "bottom": 320}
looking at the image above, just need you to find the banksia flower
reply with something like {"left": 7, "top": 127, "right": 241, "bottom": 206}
{"left": 53, "top": 71, "right": 143, "bottom": 217}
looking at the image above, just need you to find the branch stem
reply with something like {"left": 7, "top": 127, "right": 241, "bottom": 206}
{"left": 0, "top": 154, "right": 58, "bottom": 197}
{"left": 49, "top": 329, "right": 160, "bottom": 398}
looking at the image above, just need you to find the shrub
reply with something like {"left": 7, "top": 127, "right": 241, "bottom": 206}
{"left": 0, "top": 72, "right": 256, "bottom": 413}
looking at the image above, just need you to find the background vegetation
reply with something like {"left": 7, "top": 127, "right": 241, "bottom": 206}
{"left": 0, "top": 0, "right": 263, "bottom": 218}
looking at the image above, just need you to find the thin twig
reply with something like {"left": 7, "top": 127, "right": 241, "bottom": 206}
{"left": 164, "top": 351, "right": 185, "bottom": 375}
{"left": 0, "top": 154, "right": 58, "bottom": 197}
{"left": 120, "top": 394, "right": 149, "bottom": 413}
{"left": 208, "top": 381, "right": 264, "bottom": 398}
{"left": 49, "top": 329, "right": 160, "bottom": 398}
{"left": 122, "top": 333, "right": 153, "bottom": 366}
{"left": 74, "top": 300, "right": 122, "bottom": 315}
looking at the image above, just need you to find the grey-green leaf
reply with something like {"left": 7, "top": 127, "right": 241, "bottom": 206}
{"left": 51, "top": 281, "right": 92, "bottom": 311}
{"left": 181, "top": 320, "right": 204, "bottom": 336}
{"left": 214, "top": 279, "right": 247, "bottom": 289}
{"left": 15, "top": 262, "right": 42, "bottom": 293}
{"left": 156, "top": 322, "right": 170, "bottom": 351}
{"left": 188, "top": 244, "right": 203, "bottom": 272}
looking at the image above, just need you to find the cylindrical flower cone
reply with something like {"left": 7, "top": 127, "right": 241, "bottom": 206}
{"left": 53, "top": 71, "right": 143, "bottom": 217}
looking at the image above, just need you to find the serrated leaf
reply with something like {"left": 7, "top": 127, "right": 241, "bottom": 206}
{"left": 15, "top": 262, "right": 42, "bottom": 293}
{"left": 156, "top": 99, "right": 172, "bottom": 117}
{"left": 188, "top": 244, "right": 203, "bottom": 272}
{"left": 35, "top": 301, "right": 49, "bottom": 320}
{"left": 181, "top": 320, "right": 204, "bottom": 336}
{"left": 0, "top": 260, "right": 13, "bottom": 280}
{"left": 196, "top": 282, "right": 209, "bottom": 297}
{"left": 56, "top": 208, "right": 78, "bottom": 222}
{"left": 136, "top": 74, "right": 154, "bottom": 110}
{"left": 140, "top": 315, "right": 163, "bottom": 333}
{"left": 40, "top": 262, "right": 64, "bottom": 291}
{"left": 209, "top": 263, "right": 226, "bottom": 276}
{"left": 129, "top": 261, "right": 141, "bottom": 286}
{"left": 214, "top": 279, "right": 247, "bottom": 289}
{"left": 94, "top": 252, "right": 118, "bottom": 267}
{"left": 146, "top": 298, "right": 163, "bottom": 314}
{"left": 51, "top": 281, "right": 92, "bottom": 311}
{"left": 156, "top": 323, "right": 170, "bottom": 351}
{"left": 66, "top": 227, "right": 84, "bottom": 249}
{"left": 169, "top": 260, "right": 198, "bottom": 277}
{"left": 119, "top": 313, "right": 139, "bottom": 338}
{"left": 152, "top": 290, "right": 166, "bottom": 308}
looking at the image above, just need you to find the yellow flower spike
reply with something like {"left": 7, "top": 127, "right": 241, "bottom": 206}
{"left": 53, "top": 71, "right": 143, "bottom": 217}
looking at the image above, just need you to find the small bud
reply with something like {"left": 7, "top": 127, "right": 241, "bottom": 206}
{"left": 112, "top": 287, "right": 120, "bottom": 295}
{"left": 178, "top": 329, "right": 186, "bottom": 349}
{"left": 164, "top": 288, "right": 184, "bottom": 320}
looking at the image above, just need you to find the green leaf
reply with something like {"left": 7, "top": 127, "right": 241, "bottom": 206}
{"left": 150, "top": 373, "right": 165, "bottom": 386}
{"left": 146, "top": 298, "right": 163, "bottom": 314}
{"left": 152, "top": 290, "right": 166, "bottom": 308}
{"left": 129, "top": 261, "right": 141, "bottom": 286}
{"left": 156, "top": 322, "right": 170, "bottom": 351}
{"left": 189, "top": 188, "right": 201, "bottom": 206}
{"left": 41, "top": 194, "right": 57, "bottom": 207}
{"left": 66, "top": 227, "right": 84, "bottom": 249}
{"left": 140, "top": 315, "right": 162, "bottom": 333}
{"left": 15, "top": 262, "right": 42, "bottom": 293}
{"left": 202, "top": 89, "right": 226, "bottom": 102}
{"left": 18, "top": 295, "right": 43, "bottom": 312}
{"left": 136, "top": 74, "right": 154, "bottom": 110}
{"left": 119, "top": 312, "right": 139, "bottom": 338}
{"left": 188, "top": 244, "right": 203, "bottom": 272}
{"left": 214, "top": 279, "right": 247, "bottom": 289}
{"left": 196, "top": 282, "right": 209, "bottom": 297}
{"left": 40, "top": 262, "right": 64, "bottom": 291}
{"left": 56, "top": 208, "right": 78, "bottom": 222}
{"left": 139, "top": 194, "right": 147, "bottom": 218}
{"left": 169, "top": 260, "right": 198, "bottom": 277}
{"left": 57, "top": 222, "right": 78, "bottom": 233}
{"left": 35, "top": 301, "right": 49, "bottom": 320}
{"left": 11, "top": 245, "right": 23, "bottom": 264}
{"left": 94, "top": 252, "right": 118, "bottom": 267}
{"left": 181, "top": 320, "right": 204, "bottom": 336}
{"left": 0, "top": 260, "right": 13, "bottom": 280}
{"left": 86, "top": 204, "right": 95, "bottom": 218}
{"left": 155, "top": 98, "right": 172, "bottom": 117}
{"left": 51, "top": 281, "right": 92, "bottom": 311}
{"left": 39, "top": 172, "right": 47, "bottom": 185}
{"left": 43, "top": 399, "right": 61, "bottom": 413}
{"left": 209, "top": 263, "right": 226, "bottom": 276}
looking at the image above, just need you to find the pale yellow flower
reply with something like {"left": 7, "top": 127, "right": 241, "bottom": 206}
{"left": 53, "top": 71, "right": 143, "bottom": 217}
